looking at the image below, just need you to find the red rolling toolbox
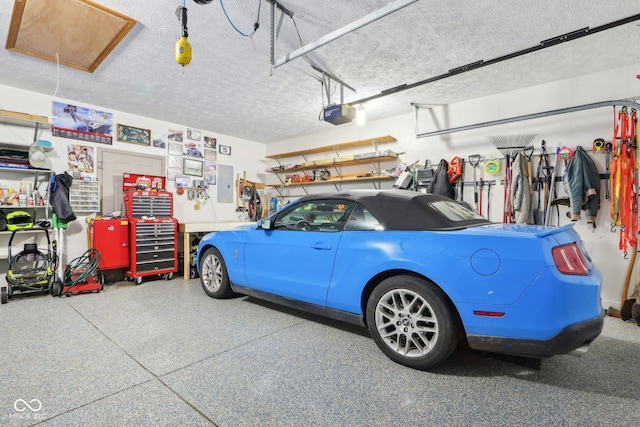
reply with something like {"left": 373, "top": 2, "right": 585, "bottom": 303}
{"left": 119, "top": 174, "right": 178, "bottom": 284}
{"left": 125, "top": 217, "right": 178, "bottom": 284}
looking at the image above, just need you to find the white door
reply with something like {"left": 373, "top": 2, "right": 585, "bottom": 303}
{"left": 98, "top": 149, "right": 164, "bottom": 214}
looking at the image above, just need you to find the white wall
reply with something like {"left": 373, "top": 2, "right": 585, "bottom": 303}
{"left": 0, "top": 84, "right": 266, "bottom": 272}
{"left": 267, "top": 62, "right": 640, "bottom": 311}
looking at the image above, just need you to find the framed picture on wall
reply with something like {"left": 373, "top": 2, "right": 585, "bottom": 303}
{"left": 204, "top": 161, "right": 217, "bottom": 173}
{"left": 168, "top": 129, "right": 183, "bottom": 142}
{"left": 152, "top": 133, "right": 166, "bottom": 149}
{"left": 204, "top": 173, "right": 217, "bottom": 185}
{"left": 186, "top": 128, "right": 201, "bottom": 141}
{"left": 204, "top": 148, "right": 217, "bottom": 161}
{"left": 175, "top": 175, "right": 191, "bottom": 187}
{"left": 168, "top": 142, "right": 182, "bottom": 155}
{"left": 183, "top": 141, "right": 203, "bottom": 158}
{"left": 183, "top": 158, "right": 203, "bottom": 177}
{"left": 219, "top": 144, "right": 231, "bottom": 155}
{"left": 168, "top": 155, "right": 182, "bottom": 169}
{"left": 117, "top": 124, "right": 151, "bottom": 146}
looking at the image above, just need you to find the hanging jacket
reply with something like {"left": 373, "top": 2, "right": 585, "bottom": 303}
{"left": 511, "top": 152, "right": 533, "bottom": 224}
{"left": 562, "top": 145, "right": 600, "bottom": 223}
{"left": 427, "top": 159, "right": 455, "bottom": 199}
{"left": 49, "top": 172, "right": 77, "bottom": 223}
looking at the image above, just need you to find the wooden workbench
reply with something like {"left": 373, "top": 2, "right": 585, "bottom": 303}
{"left": 179, "top": 222, "right": 251, "bottom": 280}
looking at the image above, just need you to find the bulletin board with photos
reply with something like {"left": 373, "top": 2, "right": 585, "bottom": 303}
{"left": 165, "top": 128, "right": 219, "bottom": 186}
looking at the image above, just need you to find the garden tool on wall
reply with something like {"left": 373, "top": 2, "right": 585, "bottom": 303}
{"left": 488, "top": 134, "right": 537, "bottom": 223}
{"left": 523, "top": 145, "right": 534, "bottom": 195}
{"left": 604, "top": 142, "right": 612, "bottom": 200}
{"left": 532, "top": 141, "right": 548, "bottom": 225}
{"left": 486, "top": 180, "right": 492, "bottom": 221}
{"left": 609, "top": 240, "right": 638, "bottom": 320}
{"left": 478, "top": 177, "right": 484, "bottom": 217}
{"left": 468, "top": 154, "right": 481, "bottom": 213}
{"left": 459, "top": 158, "right": 465, "bottom": 202}
{"left": 544, "top": 147, "right": 560, "bottom": 226}
{"left": 632, "top": 271, "right": 640, "bottom": 325}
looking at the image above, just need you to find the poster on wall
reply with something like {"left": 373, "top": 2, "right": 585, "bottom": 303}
{"left": 205, "top": 173, "right": 216, "bottom": 185}
{"left": 204, "top": 161, "right": 217, "bottom": 174}
{"left": 204, "top": 148, "right": 217, "bottom": 162}
{"left": 117, "top": 124, "right": 151, "bottom": 146}
{"left": 168, "top": 129, "right": 183, "bottom": 142}
{"left": 183, "top": 141, "right": 203, "bottom": 158}
{"left": 153, "top": 133, "right": 167, "bottom": 149}
{"left": 168, "top": 142, "right": 182, "bottom": 155}
{"left": 204, "top": 136, "right": 217, "bottom": 149}
{"left": 186, "top": 128, "right": 201, "bottom": 141}
{"left": 67, "top": 144, "right": 95, "bottom": 174}
{"left": 175, "top": 175, "right": 191, "bottom": 187}
{"left": 168, "top": 155, "right": 182, "bottom": 169}
{"left": 52, "top": 101, "right": 113, "bottom": 144}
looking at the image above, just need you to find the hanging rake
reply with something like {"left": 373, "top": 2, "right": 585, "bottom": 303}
{"left": 487, "top": 134, "right": 537, "bottom": 223}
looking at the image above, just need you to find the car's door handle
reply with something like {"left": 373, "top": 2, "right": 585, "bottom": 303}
{"left": 311, "top": 242, "right": 332, "bottom": 250}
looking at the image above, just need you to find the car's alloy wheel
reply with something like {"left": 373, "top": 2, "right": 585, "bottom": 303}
{"left": 199, "top": 247, "right": 233, "bottom": 298}
{"left": 366, "top": 275, "right": 459, "bottom": 370}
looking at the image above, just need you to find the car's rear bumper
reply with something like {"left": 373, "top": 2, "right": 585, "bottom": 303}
{"left": 466, "top": 309, "right": 604, "bottom": 358}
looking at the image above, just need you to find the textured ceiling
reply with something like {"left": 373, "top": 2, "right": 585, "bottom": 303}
{"left": 1, "top": 0, "right": 639, "bottom": 143}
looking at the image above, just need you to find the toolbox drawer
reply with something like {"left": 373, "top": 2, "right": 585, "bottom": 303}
{"left": 135, "top": 259, "right": 176, "bottom": 273}
{"left": 136, "top": 249, "right": 175, "bottom": 262}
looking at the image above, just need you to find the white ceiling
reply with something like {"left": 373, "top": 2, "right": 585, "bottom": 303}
{"left": 1, "top": 0, "right": 639, "bottom": 144}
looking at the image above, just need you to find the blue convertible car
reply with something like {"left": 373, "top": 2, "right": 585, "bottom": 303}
{"left": 197, "top": 189, "right": 603, "bottom": 370}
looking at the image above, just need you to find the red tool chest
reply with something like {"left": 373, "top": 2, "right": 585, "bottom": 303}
{"left": 123, "top": 188, "right": 178, "bottom": 284}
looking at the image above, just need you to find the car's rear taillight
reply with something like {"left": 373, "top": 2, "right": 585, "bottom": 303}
{"left": 552, "top": 243, "right": 589, "bottom": 275}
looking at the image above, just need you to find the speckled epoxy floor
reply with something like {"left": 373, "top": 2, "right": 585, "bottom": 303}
{"left": 1, "top": 278, "right": 639, "bottom": 427}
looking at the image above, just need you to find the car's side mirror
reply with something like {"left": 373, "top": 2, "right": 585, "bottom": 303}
{"left": 258, "top": 218, "right": 272, "bottom": 230}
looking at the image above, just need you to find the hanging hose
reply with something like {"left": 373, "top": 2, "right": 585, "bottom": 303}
{"left": 62, "top": 249, "right": 103, "bottom": 289}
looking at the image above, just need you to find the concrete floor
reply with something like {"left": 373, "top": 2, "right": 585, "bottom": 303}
{"left": 1, "top": 278, "right": 639, "bottom": 427}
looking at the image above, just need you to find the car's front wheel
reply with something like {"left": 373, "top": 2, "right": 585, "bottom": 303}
{"left": 366, "top": 275, "right": 460, "bottom": 370}
{"left": 199, "top": 247, "right": 233, "bottom": 298}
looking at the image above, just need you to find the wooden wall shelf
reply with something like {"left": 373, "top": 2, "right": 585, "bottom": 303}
{"left": 0, "top": 110, "right": 51, "bottom": 129}
{"left": 265, "top": 135, "right": 396, "bottom": 160}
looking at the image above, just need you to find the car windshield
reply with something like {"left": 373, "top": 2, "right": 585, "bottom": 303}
{"left": 274, "top": 199, "right": 356, "bottom": 231}
{"left": 428, "top": 200, "right": 484, "bottom": 222}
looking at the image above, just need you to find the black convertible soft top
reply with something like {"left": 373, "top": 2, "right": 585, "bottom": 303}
{"left": 296, "top": 189, "right": 491, "bottom": 231}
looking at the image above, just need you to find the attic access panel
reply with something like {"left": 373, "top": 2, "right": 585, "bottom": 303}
{"left": 6, "top": 0, "right": 136, "bottom": 73}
